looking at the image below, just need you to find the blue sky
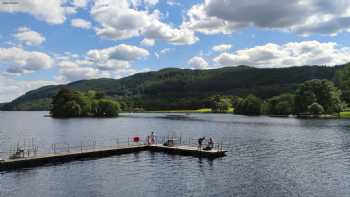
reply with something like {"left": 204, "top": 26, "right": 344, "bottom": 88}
{"left": 1, "top": 0, "right": 350, "bottom": 102}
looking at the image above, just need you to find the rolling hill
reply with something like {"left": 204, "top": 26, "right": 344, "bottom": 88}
{"left": 1, "top": 65, "right": 340, "bottom": 111}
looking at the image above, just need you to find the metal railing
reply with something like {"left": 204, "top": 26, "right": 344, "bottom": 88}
{"left": 1, "top": 135, "right": 226, "bottom": 160}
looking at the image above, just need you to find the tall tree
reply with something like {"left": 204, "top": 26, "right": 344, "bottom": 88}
{"left": 266, "top": 93, "right": 295, "bottom": 115}
{"left": 294, "top": 79, "right": 343, "bottom": 114}
{"left": 235, "top": 95, "right": 262, "bottom": 115}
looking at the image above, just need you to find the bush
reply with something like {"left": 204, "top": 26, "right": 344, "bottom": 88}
{"left": 308, "top": 102, "right": 325, "bottom": 115}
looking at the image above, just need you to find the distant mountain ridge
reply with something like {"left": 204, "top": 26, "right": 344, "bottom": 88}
{"left": 1, "top": 65, "right": 340, "bottom": 111}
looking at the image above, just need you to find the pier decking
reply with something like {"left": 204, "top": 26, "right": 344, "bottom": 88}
{"left": 0, "top": 143, "right": 226, "bottom": 171}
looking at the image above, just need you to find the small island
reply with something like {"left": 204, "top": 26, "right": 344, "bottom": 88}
{"left": 50, "top": 88, "right": 120, "bottom": 118}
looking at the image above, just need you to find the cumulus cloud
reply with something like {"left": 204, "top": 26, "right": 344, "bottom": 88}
{"left": 212, "top": 44, "right": 232, "bottom": 52}
{"left": 0, "top": 47, "right": 53, "bottom": 74}
{"left": 72, "top": 0, "right": 89, "bottom": 8}
{"left": 56, "top": 66, "right": 107, "bottom": 82}
{"left": 140, "top": 38, "right": 155, "bottom": 47}
{"left": 91, "top": 0, "right": 197, "bottom": 45}
{"left": 0, "top": 74, "right": 57, "bottom": 102}
{"left": 56, "top": 44, "right": 150, "bottom": 82}
{"left": 214, "top": 41, "right": 350, "bottom": 68}
{"left": 188, "top": 56, "right": 209, "bottom": 69}
{"left": 71, "top": 18, "right": 92, "bottom": 29}
{"left": 0, "top": 0, "right": 68, "bottom": 24}
{"left": 183, "top": 0, "right": 350, "bottom": 35}
{"left": 87, "top": 44, "right": 149, "bottom": 61}
{"left": 14, "top": 27, "right": 45, "bottom": 46}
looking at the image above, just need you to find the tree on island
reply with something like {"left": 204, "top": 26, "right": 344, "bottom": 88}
{"left": 294, "top": 79, "right": 343, "bottom": 114}
{"left": 265, "top": 93, "right": 295, "bottom": 115}
{"left": 50, "top": 88, "right": 120, "bottom": 118}
{"left": 234, "top": 95, "right": 262, "bottom": 115}
{"left": 92, "top": 99, "right": 120, "bottom": 117}
{"left": 209, "top": 95, "right": 232, "bottom": 113}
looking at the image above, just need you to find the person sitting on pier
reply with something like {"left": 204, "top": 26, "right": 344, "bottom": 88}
{"left": 204, "top": 137, "right": 214, "bottom": 151}
{"left": 198, "top": 137, "right": 205, "bottom": 150}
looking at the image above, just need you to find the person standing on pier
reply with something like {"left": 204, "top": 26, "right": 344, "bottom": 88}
{"left": 208, "top": 138, "right": 214, "bottom": 149}
{"left": 150, "top": 132, "right": 156, "bottom": 144}
{"left": 198, "top": 137, "right": 205, "bottom": 150}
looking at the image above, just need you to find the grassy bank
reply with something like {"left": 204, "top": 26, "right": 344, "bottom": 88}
{"left": 340, "top": 111, "right": 350, "bottom": 118}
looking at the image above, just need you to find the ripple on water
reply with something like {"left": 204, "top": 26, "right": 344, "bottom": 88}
{"left": 1, "top": 112, "right": 350, "bottom": 197}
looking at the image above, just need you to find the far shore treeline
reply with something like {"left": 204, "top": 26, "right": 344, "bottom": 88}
{"left": 2, "top": 63, "right": 350, "bottom": 117}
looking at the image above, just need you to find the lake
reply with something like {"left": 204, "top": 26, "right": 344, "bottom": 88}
{"left": 1, "top": 111, "right": 350, "bottom": 197}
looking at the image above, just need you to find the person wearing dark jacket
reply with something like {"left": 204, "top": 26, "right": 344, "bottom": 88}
{"left": 198, "top": 137, "right": 205, "bottom": 150}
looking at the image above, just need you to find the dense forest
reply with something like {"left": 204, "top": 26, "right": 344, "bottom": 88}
{"left": 2, "top": 64, "right": 349, "bottom": 115}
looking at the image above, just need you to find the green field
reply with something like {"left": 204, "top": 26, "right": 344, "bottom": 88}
{"left": 340, "top": 111, "right": 350, "bottom": 118}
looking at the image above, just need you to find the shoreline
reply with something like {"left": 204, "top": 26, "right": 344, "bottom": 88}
{"left": 1, "top": 110, "right": 349, "bottom": 119}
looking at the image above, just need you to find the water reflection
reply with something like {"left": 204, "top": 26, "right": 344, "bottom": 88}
{"left": 1, "top": 112, "right": 350, "bottom": 196}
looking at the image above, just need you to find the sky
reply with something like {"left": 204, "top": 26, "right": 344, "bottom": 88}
{"left": 1, "top": 0, "right": 350, "bottom": 102}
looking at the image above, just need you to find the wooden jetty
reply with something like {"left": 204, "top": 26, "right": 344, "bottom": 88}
{"left": 149, "top": 144, "right": 226, "bottom": 158}
{"left": 0, "top": 143, "right": 226, "bottom": 171}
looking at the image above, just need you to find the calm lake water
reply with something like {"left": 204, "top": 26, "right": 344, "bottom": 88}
{"left": 1, "top": 111, "right": 350, "bottom": 197}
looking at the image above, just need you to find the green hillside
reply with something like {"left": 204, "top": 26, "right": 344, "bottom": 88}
{"left": 1, "top": 65, "right": 340, "bottom": 111}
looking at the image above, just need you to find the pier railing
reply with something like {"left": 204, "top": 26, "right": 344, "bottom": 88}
{"left": 1, "top": 136, "right": 226, "bottom": 160}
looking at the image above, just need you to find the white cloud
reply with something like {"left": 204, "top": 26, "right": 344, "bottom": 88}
{"left": 140, "top": 38, "right": 155, "bottom": 47}
{"left": 183, "top": 0, "right": 350, "bottom": 36}
{"left": 212, "top": 44, "right": 232, "bottom": 52}
{"left": 56, "top": 66, "right": 106, "bottom": 82}
{"left": 72, "top": 0, "right": 89, "bottom": 8}
{"left": 0, "top": 0, "right": 68, "bottom": 24}
{"left": 188, "top": 56, "right": 209, "bottom": 69}
{"left": 154, "top": 48, "right": 172, "bottom": 59}
{"left": 167, "top": 0, "right": 180, "bottom": 6}
{"left": 214, "top": 41, "right": 350, "bottom": 68}
{"left": 57, "top": 44, "right": 150, "bottom": 82}
{"left": 143, "top": 0, "right": 159, "bottom": 7}
{"left": 14, "top": 27, "right": 45, "bottom": 46}
{"left": 91, "top": 0, "right": 197, "bottom": 45}
{"left": 71, "top": 18, "right": 92, "bottom": 29}
{"left": 0, "top": 74, "right": 57, "bottom": 102}
{"left": 0, "top": 47, "right": 53, "bottom": 74}
{"left": 87, "top": 44, "right": 149, "bottom": 61}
